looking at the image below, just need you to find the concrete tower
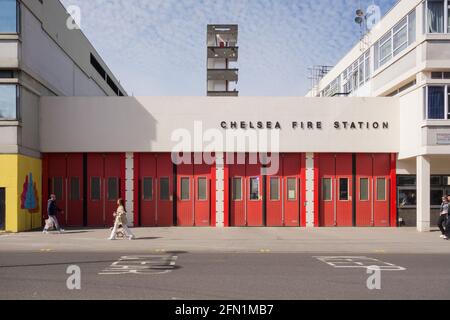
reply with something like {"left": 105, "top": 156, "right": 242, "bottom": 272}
{"left": 207, "top": 25, "right": 238, "bottom": 96}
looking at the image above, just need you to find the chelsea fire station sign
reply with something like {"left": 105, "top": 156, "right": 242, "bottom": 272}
{"left": 220, "top": 121, "right": 390, "bottom": 130}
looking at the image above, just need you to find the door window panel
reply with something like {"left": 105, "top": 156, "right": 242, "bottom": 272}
{"left": 159, "top": 178, "right": 170, "bottom": 200}
{"left": 376, "top": 178, "right": 386, "bottom": 201}
{"left": 52, "top": 177, "right": 63, "bottom": 201}
{"left": 180, "top": 177, "right": 190, "bottom": 201}
{"left": 107, "top": 177, "right": 119, "bottom": 201}
{"left": 143, "top": 177, "right": 153, "bottom": 201}
{"left": 91, "top": 177, "right": 101, "bottom": 201}
{"left": 232, "top": 178, "right": 242, "bottom": 201}
{"left": 360, "top": 178, "right": 369, "bottom": 201}
{"left": 197, "top": 177, "right": 207, "bottom": 201}
{"left": 270, "top": 177, "right": 280, "bottom": 201}
{"left": 339, "top": 178, "right": 349, "bottom": 201}
{"left": 249, "top": 177, "right": 260, "bottom": 201}
{"left": 70, "top": 177, "right": 80, "bottom": 201}
{"left": 287, "top": 178, "right": 297, "bottom": 201}
{"left": 322, "top": 178, "right": 332, "bottom": 201}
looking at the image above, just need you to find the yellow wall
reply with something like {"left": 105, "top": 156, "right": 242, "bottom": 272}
{"left": 0, "top": 154, "right": 42, "bottom": 232}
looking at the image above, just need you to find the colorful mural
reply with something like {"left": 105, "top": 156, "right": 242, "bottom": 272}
{"left": 20, "top": 173, "right": 39, "bottom": 213}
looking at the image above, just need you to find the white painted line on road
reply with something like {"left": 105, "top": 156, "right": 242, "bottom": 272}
{"left": 314, "top": 256, "right": 406, "bottom": 271}
{"left": 99, "top": 255, "right": 178, "bottom": 275}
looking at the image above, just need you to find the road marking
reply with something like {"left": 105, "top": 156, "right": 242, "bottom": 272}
{"left": 259, "top": 249, "right": 271, "bottom": 253}
{"left": 99, "top": 255, "right": 178, "bottom": 275}
{"left": 40, "top": 249, "right": 53, "bottom": 252}
{"left": 314, "top": 256, "right": 406, "bottom": 271}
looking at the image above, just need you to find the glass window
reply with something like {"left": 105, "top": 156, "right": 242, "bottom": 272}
{"left": 431, "top": 189, "right": 444, "bottom": 206}
{"left": 448, "top": 2, "right": 450, "bottom": 33}
{"left": 197, "top": 177, "right": 207, "bottom": 201}
{"left": 398, "top": 189, "right": 417, "bottom": 207}
{"left": 52, "top": 177, "right": 63, "bottom": 201}
{"left": 431, "top": 176, "right": 442, "bottom": 186}
{"left": 232, "top": 178, "right": 242, "bottom": 201}
{"left": 91, "top": 177, "right": 101, "bottom": 201}
{"left": 180, "top": 177, "right": 190, "bottom": 200}
{"left": 143, "top": 177, "right": 153, "bottom": 201}
{"left": 270, "top": 177, "right": 280, "bottom": 201}
{"left": 249, "top": 177, "right": 260, "bottom": 201}
{"left": 360, "top": 178, "right": 369, "bottom": 201}
{"left": 322, "top": 178, "right": 332, "bottom": 201}
{"left": 339, "top": 178, "right": 349, "bottom": 201}
{"left": 364, "top": 52, "right": 370, "bottom": 82}
{"left": 374, "top": 41, "right": 380, "bottom": 70}
{"left": 408, "top": 10, "right": 416, "bottom": 44}
{"left": 379, "top": 32, "right": 392, "bottom": 66}
{"left": 0, "top": 0, "right": 18, "bottom": 33}
{"left": 427, "top": 0, "right": 445, "bottom": 33}
{"left": 0, "top": 85, "right": 17, "bottom": 120}
{"left": 377, "top": 178, "right": 386, "bottom": 201}
{"left": 70, "top": 177, "right": 80, "bottom": 201}
{"left": 393, "top": 18, "right": 408, "bottom": 56}
{"left": 398, "top": 176, "right": 416, "bottom": 186}
{"left": 159, "top": 178, "right": 170, "bottom": 201}
{"left": 287, "top": 178, "right": 297, "bottom": 201}
{"left": 428, "top": 86, "right": 445, "bottom": 119}
{"left": 444, "top": 176, "right": 450, "bottom": 186}
{"left": 107, "top": 177, "right": 118, "bottom": 201}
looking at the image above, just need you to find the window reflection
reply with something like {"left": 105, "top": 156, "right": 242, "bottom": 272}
{"left": 399, "top": 190, "right": 416, "bottom": 207}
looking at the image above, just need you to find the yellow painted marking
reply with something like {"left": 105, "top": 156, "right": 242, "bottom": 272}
{"left": 259, "top": 249, "right": 271, "bottom": 253}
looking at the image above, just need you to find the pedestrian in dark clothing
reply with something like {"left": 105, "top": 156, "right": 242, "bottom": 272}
{"left": 43, "top": 194, "right": 65, "bottom": 234}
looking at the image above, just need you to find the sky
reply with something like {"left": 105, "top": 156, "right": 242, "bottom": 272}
{"left": 60, "top": 0, "right": 398, "bottom": 96}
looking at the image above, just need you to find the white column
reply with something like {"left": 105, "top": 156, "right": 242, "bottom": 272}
{"left": 305, "top": 152, "right": 315, "bottom": 227}
{"left": 417, "top": 155, "right": 430, "bottom": 232}
{"left": 215, "top": 152, "right": 225, "bottom": 227}
{"left": 125, "top": 152, "right": 134, "bottom": 227}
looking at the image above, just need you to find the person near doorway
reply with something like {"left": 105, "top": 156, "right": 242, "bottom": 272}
{"left": 438, "top": 196, "right": 448, "bottom": 238}
{"left": 43, "top": 194, "right": 65, "bottom": 234}
{"left": 108, "top": 198, "right": 135, "bottom": 240}
{"left": 444, "top": 195, "right": 450, "bottom": 240}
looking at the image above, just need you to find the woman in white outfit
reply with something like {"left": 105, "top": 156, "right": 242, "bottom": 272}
{"left": 108, "top": 198, "right": 135, "bottom": 240}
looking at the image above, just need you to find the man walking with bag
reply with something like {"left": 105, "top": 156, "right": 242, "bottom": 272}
{"left": 43, "top": 194, "right": 65, "bottom": 234}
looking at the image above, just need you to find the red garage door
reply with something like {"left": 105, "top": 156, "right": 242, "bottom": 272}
{"left": 177, "top": 153, "right": 214, "bottom": 227}
{"left": 45, "top": 154, "right": 84, "bottom": 227}
{"left": 319, "top": 154, "right": 353, "bottom": 227}
{"left": 87, "top": 154, "right": 124, "bottom": 227}
{"left": 266, "top": 154, "right": 305, "bottom": 227}
{"left": 136, "top": 153, "right": 174, "bottom": 227}
{"left": 229, "top": 153, "right": 264, "bottom": 227}
{"left": 355, "top": 154, "right": 391, "bottom": 227}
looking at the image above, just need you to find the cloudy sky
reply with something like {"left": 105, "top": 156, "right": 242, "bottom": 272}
{"left": 60, "top": 0, "right": 398, "bottom": 96}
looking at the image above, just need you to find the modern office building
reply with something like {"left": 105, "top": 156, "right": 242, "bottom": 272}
{"left": 0, "top": 0, "right": 448, "bottom": 233}
{"left": 306, "top": 0, "right": 450, "bottom": 231}
{"left": 0, "top": 0, "right": 126, "bottom": 232}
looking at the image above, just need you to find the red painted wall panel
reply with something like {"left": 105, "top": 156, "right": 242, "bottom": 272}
{"left": 355, "top": 154, "right": 373, "bottom": 227}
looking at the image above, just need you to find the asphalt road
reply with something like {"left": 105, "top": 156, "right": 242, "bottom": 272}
{"left": 1, "top": 251, "right": 449, "bottom": 300}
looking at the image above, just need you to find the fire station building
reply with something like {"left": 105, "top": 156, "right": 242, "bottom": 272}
{"left": 1, "top": 0, "right": 450, "bottom": 233}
